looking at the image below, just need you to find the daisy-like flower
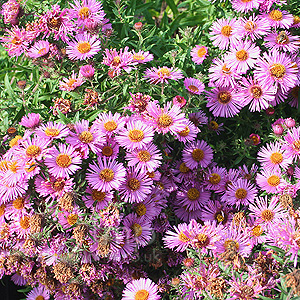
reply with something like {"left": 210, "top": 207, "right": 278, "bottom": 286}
{"left": 126, "top": 143, "right": 162, "bottom": 173}
{"left": 0, "top": 177, "right": 28, "bottom": 204}
{"left": 265, "top": 31, "right": 299, "bottom": 53}
{"left": 119, "top": 168, "right": 153, "bottom": 203}
{"left": 236, "top": 78, "right": 276, "bottom": 112}
{"left": 27, "top": 40, "right": 50, "bottom": 58}
{"left": 57, "top": 206, "right": 82, "bottom": 229}
{"left": 177, "top": 184, "right": 211, "bottom": 211}
{"left": 6, "top": 195, "right": 32, "bottom": 219}
{"left": 132, "top": 50, "right": 154, "bottom": 64}
{"left": 11, "top": 213, "right": 32, "bottom": 238}
{"left": 189, "top": 111, "right": 208, "bottom": 127}
{"left": 256, "top": 170, "right": 285, "bottom": 194}
{"left": 163, "top": 223, "right": 192, "bottom": 252}
{"left": 202, "top": 199, "right": 232, "bottom": 226}
{"left": 2, "top": 0, "right": 19, "bottom": 25}
{"left": 44, "top": 144, "right": 82, "bottom": 178}
{"left": 123, "top": 213, "right": 152, "bottom": 247}
{"left": 173, "top": 95, "right": 187, "bottom": 108}
{"left": 175, "top": 120, "right": 199, "bottom": 143}
{"left": 184, "top": 77, "right": 205, "bottom": 95}
{"left": 182, "top": 140, "right": 213, "bottom": 169}
{"left": 66, "top": 32, "right": 101, "bottom": 60}
{"left": 83, "top": 185, "right": 113, "bottom": 210}
{"left": 257, "top": 141, "right": 292, "bottom": 172}
{"left": 190, "top": 45, "right": 208, "bottom": 64}
{"left": 132, "top": 197, "right": 161, "bottom": 221}
{"left": 122, "top": 278, "right": 160, "bottom": 300}
{"left": 70, "top": 0, "right": 105, "bottom": 28}
{"left": 209, "top": 58, "right": 241, "bottom": 88}
{"left": 265, "top": 9, "right": 294, "bottom": 29}
{"left": 208, "top": 118, "right": 224, "bottom": 135}
{"left": 80, "top": 64, "right": 95, "bottom": 78}
{"left": 66, "top": 119, "right": 104, "bottom": 156}
{"left": 283, "top": 127, "right": 300, "bottom": 161}
{"left": 234, "top": 15, "right": 271, "bottom": 41}
{"left": 144, "top": 66, "right": 183, "bottom": 84}
{"left": 204, "top": 166, "right": 227, "bottom": 193}
{"left": 222, "top": 178, "right": 257, "bottom": 207}
{"left": 231, "top": 0, "right": 263, "bottom": 13}
{"left": 19, "top": 113, "right": 41, "bottom": 129}
{"left": 210, "top": 18, "right": 239, "bottom": 50}
{"left": 86, "top": 158, "right": 126, "bottom": 192}
{"left": 292, "top": 15, "right": 300, "bottom": 28}
{"left": 26, "top": 285, "right": 50, "bottom": 300}
{"left": 225, "top": 40, "right": 260, "bottom": 74}
{"left": 206, "top": 86, "right": 244, "bottom": 118}
{"left": 146, "top": 101, "right": 186, "bottom": 135}
{"left": 98, "top": 137, "right": 119, "bottom": 159}
{"left": 93, "top": 111, "right": 125, "bottom": 137}
{"left": 59, "top": 71, "right": 84, "bottom": 91}
{"left": 36, "top": 121, "right": 70, "bottom": 140}
{"left": 116, "top": 120, "right": 154, "bottom": 151}
{"left": 249, "top": 196, "right": 287, "bottom": 230}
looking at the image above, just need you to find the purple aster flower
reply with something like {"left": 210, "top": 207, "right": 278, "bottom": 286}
{"left": 184, "top": 77, "right": 205, "bottom": 95}
{"left": 144, "top": 66, "right": 183, "bottom": 84}
{"left": 231, "top": 0, "right": 263, "bottom": 13}
{"left": 59, "top": 71, "right": 84, "bottom": 91}
{"left": 79, "top": 64, "right": 95, "bottom": 78}
{"left": 83, "top": 185, "right": 113, "bottom": 210}
{"left": 26, "top": 285, "right": 50, "bottom": 300}
{"left": 36, "top": 121, "right": 70, "bottom": 140}
{"left": 202, "top": 199, "right": 233, "bottom": 225}
{"left": 175, "top": 120, "right": 199, "bottom": 143}
{"left": 265, "top": 31, "right": 299, "bottom": 53}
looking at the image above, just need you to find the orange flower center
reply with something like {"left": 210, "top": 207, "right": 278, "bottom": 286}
{"left": 217, "top": 91, "right": 232, "bottom": 104}
{"left": 52, "top": 178, "right": 66, "bottom": 192}
{"left": 135, "top": 289, "right": 149, "bottom": 300}
{"left": 178, "top": 126, "right": 190, "bottom": 137}
{"left": 269, "top": 9, "right": 283, "bottom": 21}
{"left": 209, "top": 173, "right": 221, "bottom": 185}
{"left": 92, "top": 190, "right": 106, "bottom": 202}
{"left": 293, "top": 140, "right": 300, "bottom": 151}
{"left": 127, "top": 178, "right": 141, "bottom": 191}
{"left": 99, "top": 168, "right": 114, "bottom": 182}
{"left": 137, "top": 150, "right": 151, "bottom": 162}
{"left": 197, "top": 47, "right": 207, "bottom": 57}
{"left": 38, "top": 47, "right": 47, "bottom": 56}
{"left": 26, "top": 145, "right": 41, "bottom": 157}
{"left": 178, "top": 232, "right": 190, "bottom": 242}
{"left": 20, "top": 216, "right": 30, "bottom": 229}
{"left": 244, "top": 21, "right": 257, "bottom": 32}
{"left": 67, "top": 214, "right": 78, "bottom": 226}
{"left": 267, "top": 175, "right": 280, "bottom": 186}
{"left": 131, "top": 223, "right": 142, "bottom": 237}
{"left": 236, "top": 49, "right": 248, "bottom": 61}
{"left": 222, "top": 64, "right": 231, "bottom": 74}
{"left": 157, "top": 67, "right": 171, "bottom": 77}
{"left": 102, "top": 146, "right": 113, "bottom": 157}
{"left": 77, "top": 42, "right": 91, "bottom": 54}
{"left": 250, "top": 86, "right": 263, "bottom": 99}
{"left": 158, "top": 114, "right": 173, "bottom": 128}
{"left": 79, "top": 131, "right": 93, "bottom": 143}
{"left": 13, "top": 197, "right": 25, "bottom": 210}
{"left": 67, "top": 78, "right": 77, "bottom": 87}
{"left": 179, "top": 162, "right": 190, "bottom": 173}
{"left": 35, "top": 296, "right": 45, "bottom": 300}
{"left": 135, "top": 203, "right": 147, "bottom": 216}
{"left": 192, "top": 149, "right": 204, "bottom": 161}
{"left": 79, "top": 7, "right": 90, "bottom": 19}
{"left": 221, "top": 25, "right": 232, "bottom": 37}
{"left": 133, "top": 54, "right": 145, "bottom": 61}
{"left": 56, "top": 154, "right": 72, "bottom": 168}
{"left": 0, "top": 204, "right": 6, "bottom": 216}
{"left": 293, "top": 15, "right": 300, "bottom": 25}
{"left": 209, "top": 121, "right": 219, "bottom": 130}
{"left": 104, "top": 120, "right": 117, "bottom": 131}
{"left": 235, "top": 188, "right": 248, "bottom": 199}
{"left": 261, "top": 209, "right": 274, "bottom": 221}
{"left": 45, "top": 127, "right": 60, "bottom": 137}
{"left": 224, "top": 239, "right": 239, "bottom": 250}
{"left": 128, "top": 129, "right": 144, "bottom": 142}
{"left": 270, "top": 63, "right": 286, "bottom": 79}
{"left": 188, "top": 85, "right": 199, "bottom": 93}
{"left": 252, "top": 225, "right": 263, "bottom": 237}
{"left": 195, "top": 233, "right": 210, "bottom": 248}
{"left": 187, "top": 188, "right": 200, "bottom": 200}
{"left": 270, "top": 152, "right": 283, "bottom": 164}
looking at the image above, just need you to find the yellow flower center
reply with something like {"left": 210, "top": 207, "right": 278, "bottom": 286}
{"left": 0, "top": 204, "right": 6, "bottom": 216}
{"left": 127, "top": 178, "right": 141, "bottom": 191}
{"left": 45, "top": 127, "right": 60, "bottom": 137}
{"left": 293, "top": 15, "right": 300, "bottom": 25}
{"left": 270, "top": 63, "right": 286, "bottom": 79}
{"left": 178, "top": 126, "right": 190, "bottom": 137}
{"left": 195, "top": 233, "right": 210, "bottom": 248}
{"left": 158, "top": 114, "right": 173, "bottom": 128}
{"left": 56, "top": 154, "right": 72, "bottom": 168}
{"left": 38, "top": 48, "right": 47, "bottom": 56}
{"left": 26, "top": 145, "right": 41, "bottom": 158}
{"left": 192, "top": 149, "right": 204, "bottom": 162}
{"left": 244, "top": 21, "right": 257, "bottom": 32}
{"left": 128, "top": 129, "right": 144, "bottom": 142}
{"left": 187, "top": 188, "right": 200, "bottom": 200}
{"left": 67, "top": 214, "right": 78, "bottom": 226}
{"left": 13, "top": 197, "right": 25, "bottom": 210}
{"left": 218, "top": 91, "right": 232, "bottom": 104}
{"left": 267, "top": 175, "right": 280, "bottom": 186}
{"left": 20, "top": 216, "right": 30, "bottom": 229}
{"left": 252, "top": 225, "right": 263, "bottom": 237}
{"left": 197, "top": 47, "right": 207, "bottom": 57}
{"left": 221, "top": 25, "right": 232, "bottom": 37}
{"left": 209, "top": 173, "right": 221, "bottom": 185}
{"left": 35, "top": 295, "right": 45, "bottom": 300}
{"left": 235, "top": 188, "right": 248, "bottom": 199}
{"left": 135, "top": 289, "right": 149, "bottom": 300}
{"left": 179, "top": 162, "right": 190, "bottom": 173}
{"left": 104, "top": 120, "right": 117, "bottom": 131}
{"left": 188, "top": 85, "right": 199, "bottom": 93}
{"left": 209, "top": 121, "right": 219, "bottom": 130}
{"left": 236, "top": 49, "right": 249, "bottom": 61}
{"left": 92, "top": 190, "right": 106, "bottom": 202}
{"left": 77, "top": 42, "right": 91, "bottom": 54}
{"left": 99, "top": 168, "right": 114, "bottom": 182}
{"left": 293, "top": 140, "right": 300, "bottom": 151}
{"left": 133, "top": 54, "right": 145, "bottom": 61}
{"left": 178, "top": 232, "right": 190, "bottom": 242}
{"left": 157, "top": 67, "right": 171, "bottom": 77}
{"left": 261, "top": 209, "right": 274, "bottom": 221}
{"left": 222, "top": 64, "right": 231, "bottom": 74}
{"left": 79, "top": 131, "right": 93, "bottom": 143}
{"left": 113, "top": 56, "right": 121, "bottom": 65}
{"left": 215, "top": 212, "right": 225, "bottom": 223}
{"left": 131, "top": 223, "right": 143, "bottom": 237}
{"left": 250, "top": 86, "right": 263, "bottom": 99}
{"left": 137, "top": 150, "right": 151, "bottom": 162}
{"left": 78, "top": 7, "right": 90, "bottom": 19}
{"left": 9, "top": 135, "right": 22, "bottom": 148}
{"left": 224, "top": 239, "right": 239, "bottom": 250}
{"left": 52, "top": 178, "right": 66, "bottom": 192}
{"left": 270, "top": 152, "right": 283, "bottom": 164}
{"left": 67, "top": 78, "right": 76, "bottom": 87}
{"left": 102, "top": 146, "right": 113, "bottom": 157}
{"left": 135, "top": 203, "right": 147, "bottom": 216}
{"left": 269, "top": 9, "right": 283, "bottom": 21}
{"left": 8, "top": 161, "right": 19, "bottom": 173}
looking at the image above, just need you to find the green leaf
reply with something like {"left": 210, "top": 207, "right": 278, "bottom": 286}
{"left": 4, "top": 73, "right": 16, "bottom": 99}
{"left": 57, "top": 109, "right": 71, "bottom": 124}
{"left": 166, "top": 0, "right": 179, "bottom": 16}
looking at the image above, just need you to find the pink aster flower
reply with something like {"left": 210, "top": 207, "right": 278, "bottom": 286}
{"left": 122, "top": 278, "right": 160, "bottom": 300}
{"left": 36, "top": 121, "right": 70, "bottom": 140}
{"left": 26, "top": 285, "right": 50, "bottom": 300}
{"left": 83, "top": 185, "right": 113, "bottom": 210}
{"left": 190, "top": 45, "right": 208, "bottom": 64}
{"left": 119, "top": 168, "right": 153, "bottom": 203}
{"left": 231, "top": 0, "right": 263, "bottom": 13}
{"left": 175, "top": 120, "right": 199, "bottom": 143}
{"left": 19, "top": 113, "right": 41, "bottom": 129}
{"left": 0, "top": 177, "right": 28, "bottom": 204}
{"left": 184, "top": 77, "right": 205, "bottom": 95}
{"left": 126, "top": 143, "right": 162, "bottom": 173}
{"left": 206, "top": 86, "right": 244, "bottom": 118}
{"left": 283, "top": 127, "right": 300, "bottom": 161}
{"left": 2, "top": 0, "right": 19, "bottom": 25}
{"left": 86, "top": 158, "right": 126, "bottom": 192}
{"left": 97, "top": 137, "right": 119, "bottom": 159}
{"left": 265, "top": 31, "right": 299, "bottom": 53}
{"left": 116, "top": 120, "right": 154, "bottom": 150}
{"left": 27, "top": 40, "right": 50, "bottom": 58}
{"left": 44, "top": 144, "right": 82, "bottom": 178}
{"left": 132, "top": 50, "right": 154, "bottom": 64}
{"left": 256, "top": 170, "right": 285, "bottom": 193}
{"left": 210, "top": 18, "right": 239, "bottom": 50}
{"left": 65, "top": 119, "right": 104, "bottom": 156}
{"left": 66, "top": 32, "right": 101, "bottom": 60}
{"left": 236, "top": 78, "right": 276, "bottom": 112}
{"left": 59, "top": 71, "right": 84, "bottom": 91}
{"left": 173, "top": 95, "right": 187, "bottom": 108}
{"left": 11, "top": 213, "right": 32, "bottom": 238}
{"left": 182, "top": 140, "right": 213, "bottom": 169}
{"left": 209, "top": 58, "right": 241, "bottom": 88}
{"left": 222, "top": 178, "right": 257, "bottom": 208}
{"left": 146, "top": 101, "right": 186, "bottom": 135}
{"left": 234, "top": 15, "right": 271, "bottom": 41}
{"left": 257, "top": 141, "right": 292, "bottom": 172}
{"left": 79, "top": 64, "right": 95, "bottom": 78}
{"left": 123, "top": 213, "right": 152, "bottom": 247}
{"left": 144, "top": 66, "right": 183, "bottom": 84}
{"left": 264, "top": 9, "right": 294, "bottom": 29}
{"left": 225, "top": 40, "right": 260, "bottom": 74}
{"left": 57, "top": 206, "right": 82, "bottom": 229}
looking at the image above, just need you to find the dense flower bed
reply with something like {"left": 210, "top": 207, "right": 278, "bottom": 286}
{"left": 0, "top": 0, "right": 300, "bottom": 299}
